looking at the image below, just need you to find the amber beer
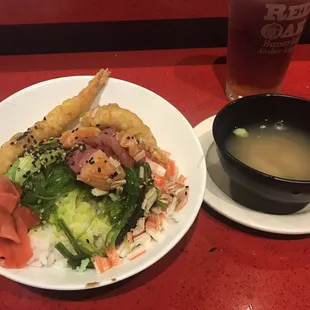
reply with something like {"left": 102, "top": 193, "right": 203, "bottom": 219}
{"left": 226, "top": 0, "right": 310, "bottom": 100}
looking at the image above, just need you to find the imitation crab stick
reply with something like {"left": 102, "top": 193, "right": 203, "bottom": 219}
{"left": 177, "top": 174, "right": 186, "bottom": 184}
{"left": 176, "top": 195, "right": 188, "bottom": 212}
{"left": 132, "top": 217, "right": 146, "bottom": 238}
{"left": 133, "top": 232, "right": 151, "bottom": 248}
{"left": 146, "top": 158, "right": 166, "bottom": 177}
{"left": 105, "top": 248, "right": 121, "bottom": 266}
{"left": 92, "top": 256, "right": 113, "bottom": 274}
{"left": 154, "top": 175, "right": 166, "bottom": 187}
{"left": 165, "top": 161, "right": 176, "bottom": 178}
{"left": 127, "top": 245, "right": 146, "bottom": 260}
{"left": 127, "top": 232, "right": 134, "bottom": 243}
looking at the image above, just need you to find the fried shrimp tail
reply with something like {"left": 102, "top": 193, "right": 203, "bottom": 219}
{"left": 80, "top": 103, "right": 169, "bottom": 163}
{"left": 0, "top": 69, "right": 111, "bottom": 175}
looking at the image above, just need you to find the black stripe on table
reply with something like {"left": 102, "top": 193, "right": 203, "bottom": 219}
{"left": 1, "top": 17, "right": 309, "bottom": 55}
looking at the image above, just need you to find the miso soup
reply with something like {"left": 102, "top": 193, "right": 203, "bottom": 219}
{"left": 225, "top": 121, "right": 310, "bottom": 180}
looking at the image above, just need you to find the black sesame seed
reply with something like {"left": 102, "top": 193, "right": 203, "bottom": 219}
{"left": 71, "top": 130, "right": 75, "bottom": 133}
{"left": 185, "top": 192, "right": 188, "bottom": 196}
{"left": 114, "top": 172, "right": 118, "bottom": 177}
{"left": 98, "top": 167, "right": 101, "bottom": 172}
{"left": 27, "top": 138, "right": 31, "bottom": 143}
{"left": 185, "top": 186, "right": 189, "bottom": 188}
{"left": 10, "top": 142, "right": 14, "bottom": 145}
{"left": 23, "top": 144, "right": 27, "bottom": 148}
{"left": 71, "top": 161, "right": 75, "bottom": 165}
{"left": 96, "top": 124, "right": 100, "bottom": 127}
{"left": 43, "top": 117, "right": 46, "bottom": 121}
{"left": 51, "top": 155, "right": 54, "bottom": 160}
{"left": 86, "top": 239, "right": 90, "bottom": 244}
{"left": 33, "top": 139, "right": 37, "bottom": 144}
{"left": 77, "top": 172, "right": 81, "bottom": 175}
{"left": 104, "top": 160, "right": 107, "bottom": 163}
{"left": 34, "top": 126, "right": 38, "bottom": 129}
{"left": 127, "top": 137, "right": 130, "bottom": 140}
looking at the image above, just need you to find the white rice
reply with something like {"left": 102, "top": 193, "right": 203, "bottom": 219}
{"left": 27, "top": 224, "right": 71, "bottom": 269}
{"left": 26, "top": 181, "right": 187, "bottom": 271}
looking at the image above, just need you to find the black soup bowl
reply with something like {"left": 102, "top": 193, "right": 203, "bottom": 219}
{"left": 212, "top": 94, "right": 310, "bottom": 206}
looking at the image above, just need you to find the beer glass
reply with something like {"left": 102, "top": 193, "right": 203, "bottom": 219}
{"left": 226, "top": 0, "right": 310, "bottom": 101}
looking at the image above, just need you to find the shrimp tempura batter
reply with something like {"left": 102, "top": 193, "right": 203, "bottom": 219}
{"left": 80, "top": 103, "right": 169, "bottom": 163}
{"left": 0, "top": 69, "right": 110, "bottom": 175}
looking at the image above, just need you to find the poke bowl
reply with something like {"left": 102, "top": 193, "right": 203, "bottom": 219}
{"left": 0, "top": 69, "right": 206, "bottom": 290}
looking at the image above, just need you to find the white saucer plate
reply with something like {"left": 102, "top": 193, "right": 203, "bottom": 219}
{"left": 194, "top": 115, "right": 310, "bottom": 235}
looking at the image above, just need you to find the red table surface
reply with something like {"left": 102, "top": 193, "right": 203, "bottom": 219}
{"left": 0, "top": 46, "right": 310, "bottom": 310}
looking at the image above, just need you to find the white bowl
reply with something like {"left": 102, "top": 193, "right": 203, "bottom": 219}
{"left": 0, "top": 76, "right": 206, "bottom": 290}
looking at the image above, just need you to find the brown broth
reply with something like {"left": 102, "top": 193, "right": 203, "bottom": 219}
{"left": 226, "top": 122, "right": 310, "bottom": 180}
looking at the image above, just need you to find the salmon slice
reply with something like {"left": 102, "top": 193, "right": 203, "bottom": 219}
{"left": 0, "top": 217, "right": 33, "bottom": 269}
{"left": 117, "top": 130, "right": 140, "bottom": 158}
{"left": 13, "top": 206, "right": 41, "bottom": 230}
{"left": 0, "top": 208, "right": 21, "bottom": 243}
{"left": 60, "top": 127, "right": 100, "bottom": 149}
{"left": 78, "top": 150, "right": 126, "bottom": 190}
{"left": 67, "top": 146, "right": 97, "bottom": 174}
